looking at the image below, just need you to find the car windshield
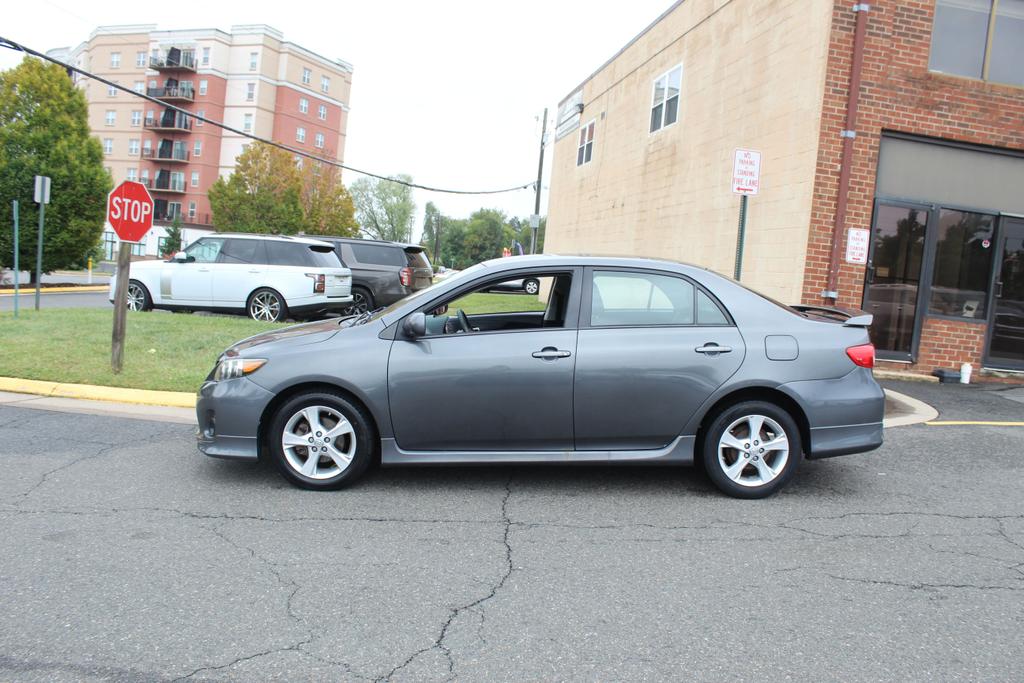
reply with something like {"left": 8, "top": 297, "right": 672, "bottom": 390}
{"left": 351, "top": 262, "right": 488, "bottom": 325}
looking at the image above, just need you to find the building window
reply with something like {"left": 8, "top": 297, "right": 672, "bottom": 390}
{"left": 302, "top": 67, "right": 311, "bottom": 84}
{"left": 295, "top": 155, "right": 303, "bottom": 169}
{"left": 202, "top": 47, "right": 210, "bottom": 65}
{"left": 318, "top": 104, "right": 327, "bottom": 120}
{"left": 130, "top": 110, "right": 142, "bottom": 127}
{"left": 930, "top": 0, "right": 1024, "bottom": 87}
{"left": 196, "top": 109, "right": 205, "bottom": 126}
{"left": 168, "top": 202, "right": 182, "bottom": 220}
{"left": 191, "top": 171, "right": 200, "bottom": 187}
{"left": 249, "top": 52, "right": 258, "bottom": 70}
{"left": 128, "top": 139, "right": 140, "bottom": 156}
{"left": 133, "top": 81, "right": 144, "bottom": 94}
{"left": 321, "top": 76, "right": 329, "bottom": 93}
{"left": 188, "top": 201, "right": 197, "bottom": 219}
{"left": 110, "top": 52, "right": 121, "bottom": 68}
{"left": 194, "top": 140, "right": 202, "bottom": 157}
{"left": 126, "top": 168, "right": 137, "bottom": 181}
{"left": 299, "top": 97, "right": 309, "bottom": 114}
{"left": 107, "top": 83, "right": 117, "bottom": 97}
{"left": 314, "top": 132, "right": 324, "bottom": 148}
{"left": 296, "top": 126, "right": 306, "bottom": 143}
{"left": 927, "top": 209, "right": 997, "bottom": 319}
{"left": 143, "top": 138, "right": 152, "bottom": 154}
{"left": 577, "top": 120, "right": 595, "bottom": 166}
{"left": 650, "top": 65, "right": 682, "bottom": 133}
{"left": 199, "top": 79, "right": 208, "bottom": 96}
{"left": 246, "top": 82, "right": 255, "bottom": 101}
{"left": 243, "top": 113, "right": 253, "bottom": 132}
{"left": 103, "top": 139, "right": 113, "bottom": 155}
{"left": 140, "top": 169, "right": 149, "bottom": 184}
{"left": 131, "top": 241, "right": 146, "bottom": 257}
{"left": 105, "top": 110, "right": 116, "bottom": 126}
{"left": 135, "top": 51, "right": 146, "bottom": 68}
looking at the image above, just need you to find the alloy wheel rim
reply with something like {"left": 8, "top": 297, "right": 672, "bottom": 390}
{"left": 282, "top": 405, "right": 357, "bottom": 480}
{"left": 251, "top": 292, "right": 281, "bottom": 321}
{"left": 351, "top": 292, "right": 368, "bottom": 314}
{"left": 525, "top": 281, "right": 539, "bottom": 294}
{"left": 126, "top": 284, "right": 144, "bottom": 311}
{"left": 717, "top": 414, "right": 789, "bottom": 487}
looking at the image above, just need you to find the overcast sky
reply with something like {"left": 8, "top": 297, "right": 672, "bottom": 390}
{"left": 3, "top": 0, "right": 671, "bottom": 238}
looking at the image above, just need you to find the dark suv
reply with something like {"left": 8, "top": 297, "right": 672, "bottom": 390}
{"left": 319, "top": 238, "right": 434, "bottom": 314}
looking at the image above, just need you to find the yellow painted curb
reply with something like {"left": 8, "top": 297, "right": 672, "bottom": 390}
{"left": 0, "top": 377, "right": 195, "bottom": 408}
{"left": 0, "top": 286, "right": 109, "bottom": 296}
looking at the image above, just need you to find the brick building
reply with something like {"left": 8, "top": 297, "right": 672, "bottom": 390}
{"left": 47, "top": 24, "right": 352, "bottom": 258}
{"left": 545, "top": 0, "right": 1024, "bottom": 378}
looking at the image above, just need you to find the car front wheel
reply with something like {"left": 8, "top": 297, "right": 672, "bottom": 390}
{"left": 269, "top": 392, "right": 374, "bottom": 490}
{"left": 248, "top": 288, "right": 287, "bottom": 322}
{"left": 523, "top": 278, "right": 540, "bottom": 295}
{"left": 702, "top": 400, "right": 802, "bottom": 499}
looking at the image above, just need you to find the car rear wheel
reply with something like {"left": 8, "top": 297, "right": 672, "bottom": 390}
{"left": 344, "top": 286, "right": 373, "bottom": 315}
{"left": 248, "top": 288, "right": 287, "bottom": 322}
{"left": 126, "top": 280, "right": 152, "bottom": 311}
{"left": 702, "top": 400, "right": 802, "bottom": 499}
{"left": 523, "top": 278, "right": 540, "bottom": 295}
{"left": 269, "top": 392, "right": 374, "bottom": 490}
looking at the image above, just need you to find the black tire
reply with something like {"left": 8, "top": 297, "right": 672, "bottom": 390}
{"left": 344, "top": 286, "right": 374, "bottom": 315}
{"left": 523, "top": 278, "right": 540, "bottom": 295}
{"left": 268, "top": 391, "right": 374, "bottom": 490}
{"left": 702, "top": 400, "right": 802, "bottom": 499}
{"left": 126, "top": 280, "right": 153, "bottom": 312}
{"left": 247, "top": 288, "right": 288, "bottom": 322}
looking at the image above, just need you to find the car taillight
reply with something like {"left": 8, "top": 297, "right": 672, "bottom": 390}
{"left": 306, "top": 273, "right": 325, "bottom": 293}
{"left": 846, "top": 343, "right": 875, "bottom": 368}
{"left": 399, "top": 267, "right": 412, "bottom": 287}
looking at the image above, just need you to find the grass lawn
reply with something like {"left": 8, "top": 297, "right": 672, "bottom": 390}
{"left": 0, "top": 309, "right": 284, "bottom": 392}
{"left": 450, "top": 292, "right": 546, "bottom": 315}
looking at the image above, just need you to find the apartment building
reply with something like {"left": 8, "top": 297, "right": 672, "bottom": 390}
{"left": 545, "top": 0, "right": 1024, "bottom": 378}
{"left": 48, "top": 24, "right": 352, "bottom": 257}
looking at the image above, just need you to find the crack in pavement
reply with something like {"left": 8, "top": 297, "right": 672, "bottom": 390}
{"left": 377, "top": 476, "right": 515, "bottom": 683}
{"left": 825, "top": 573, "right": 1024, "bottom": 592}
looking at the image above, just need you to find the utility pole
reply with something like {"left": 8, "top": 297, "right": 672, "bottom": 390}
{"left": 432, "top": 212, "right": 442, "bottom": 266}
{"left": 531, "top": 107, "right": 548, "bottom": 254}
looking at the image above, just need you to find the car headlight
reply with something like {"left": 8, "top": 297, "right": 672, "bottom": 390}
{"left": 213, "top": 358, "right": 267, "bottom": 381}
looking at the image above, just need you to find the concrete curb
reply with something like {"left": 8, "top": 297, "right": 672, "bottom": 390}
{"left": 883, "top": 389, "right": 938, "bottom": 428}
{"left": 0, "top": 377, "right": 195, "bottom": 408}
{"left": 0, "top": 285, "right": 109, "bottom": 296}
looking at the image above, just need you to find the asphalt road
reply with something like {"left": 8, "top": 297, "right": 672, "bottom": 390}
{"left": 0, "top": 290, "right": 110, "bottom": 311}
{"left": 0, "top": 382, "right": 1021, "bottom": 681}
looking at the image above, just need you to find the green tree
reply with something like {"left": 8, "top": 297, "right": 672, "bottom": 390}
{"left": 161, "top": 215, "right": 183, "bottom": 257}
{"left": 300, "top": 162, "right": 358, "bottom": 236}
{"left": 208, "top": 142, "right": 305, "bottom": 234}
{"left": 0, "top": 57, "right": 110, "bottom": 281}
{"left": 463, "top": 208, "right": 507, "bottom": 265}
{"left": 348, "top": 174, "right": 416, "bottom": 242}
{"left": 511, "top": 215, "right": 546, "bottom": 253}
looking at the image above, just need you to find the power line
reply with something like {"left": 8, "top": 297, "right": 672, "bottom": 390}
{"left": 0, "top": 35, "right": 536, "bottom": 196}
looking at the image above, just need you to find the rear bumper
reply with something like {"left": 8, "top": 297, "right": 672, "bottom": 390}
{"left": 780, "top": 367, "right": 885, "bottom": 459}
{"left": 288, "top": 295, "right": 354, "bottom": 317}
{"left": 196, "top": 377, "right": 275, "bottom": 461}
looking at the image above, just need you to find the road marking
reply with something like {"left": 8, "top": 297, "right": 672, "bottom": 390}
{"left": 926, "top": 421, "right": 1024, "bottom": 426}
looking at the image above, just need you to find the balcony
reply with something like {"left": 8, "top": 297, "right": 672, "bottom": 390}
{"left": 150, "top": 53, "right": 196, "bottom": 72}
{"left": 144, "top": 115, "right": 192, "bottom": 132}
{"left": 147, "top": 86, "right": 194, "bottom": 102}
{"left": 151, "top": 177, "right": 187, "bottom": 194}
{"left": 143, "top": 148, "right": 190, "bottom": 163}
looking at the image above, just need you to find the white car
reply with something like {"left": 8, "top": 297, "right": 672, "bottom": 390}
{"left": 109, "top": 233, "right": 353, "bottom": 322}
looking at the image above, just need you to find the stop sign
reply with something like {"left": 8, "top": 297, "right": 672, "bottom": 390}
{"left": 107, "top": 181, "right": 154, "bottom": 243}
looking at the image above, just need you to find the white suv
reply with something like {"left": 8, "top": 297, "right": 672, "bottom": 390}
{"left": 109, "top": 234, "right": 353, "bottom": 322}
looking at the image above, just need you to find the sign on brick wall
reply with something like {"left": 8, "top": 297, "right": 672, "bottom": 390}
{"left": 845, "top": 228, "right": 870, "bottom": 264}
{"left": 732, "top": 149, "right": 761, "bottom": 195}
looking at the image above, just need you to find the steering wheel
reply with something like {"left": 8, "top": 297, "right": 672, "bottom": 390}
{"left": 456, "top": 309, "right": 472, "bottom": 333}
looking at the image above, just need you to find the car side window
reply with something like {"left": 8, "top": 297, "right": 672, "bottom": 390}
{"left": 697, "top": 289, "right": 730, "bottom": 325}
{"left": 185, "top": 238, "right": 224, "bottom": 264}
{"left": 349, "top": 243, "right": 406, "bottom": 267}
{"left": 424, "top": 273, "right": 571, "bottom": 335}
{"left": 265, "top": 242, "right": 311, "bottom": 267}
{"left": 217, "top": 238, "right": 263, "bottom": 265}
{"left": 591, "top": 271, "right": 695, "bottom": 326}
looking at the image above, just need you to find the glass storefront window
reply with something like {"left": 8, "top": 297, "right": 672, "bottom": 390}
{"left": 928, "top": 209, "right": 996, "bottom": 319}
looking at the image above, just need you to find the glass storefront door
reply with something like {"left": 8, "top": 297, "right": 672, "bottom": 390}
{"left": 985, "top": 219, "right": 1024, "bottom": 370}
{"left": 863, "top": 203, "right": 930, "bottom": 361}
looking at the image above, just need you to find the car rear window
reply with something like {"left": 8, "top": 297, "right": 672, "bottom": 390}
{"left": 265, "top": 241, "right": 342, "bottom": 268}
{"left": 349, "top": 243, "right": 407, "bottom": 267}
{"left": 406, "top": 248, "right": 431, "bottom": 269}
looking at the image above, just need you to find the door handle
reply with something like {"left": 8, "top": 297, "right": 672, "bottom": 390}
{"left": 198, "top": 267, "right": 210, "bottom": 272}
{"left": 696, "top": 344, "right": 732, "bottom": 355}
{"left": 532, "top": 347, "right": 571, "bottom": 360}
{"left": 995, "top": 281, "right": 1003, "bottom": 298}
{"left": 248, "top": 269, "right": 260, "bottom": 274}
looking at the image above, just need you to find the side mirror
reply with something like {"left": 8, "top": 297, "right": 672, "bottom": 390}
{"left": 173, "top": 251, "right": 188, "bottom": 262}
{"left": 402, "top": 312, "right": 426, "bottom": 339}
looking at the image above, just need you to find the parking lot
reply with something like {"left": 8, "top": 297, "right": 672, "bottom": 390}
{"left": 0, "top": 380, "right": 1021, "bottom": 681}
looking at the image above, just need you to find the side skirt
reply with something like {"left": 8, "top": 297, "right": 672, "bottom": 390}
{"left": 379, "top": 436, "right": 695, "bottom": 466}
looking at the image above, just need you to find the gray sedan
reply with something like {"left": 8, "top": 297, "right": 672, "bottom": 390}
{"left": 196, "top": 255, "right": 884, "bottom": 498}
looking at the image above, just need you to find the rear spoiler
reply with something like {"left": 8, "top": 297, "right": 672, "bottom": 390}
{"left": 790, "top": 304, "right": 873, "bottom": 328}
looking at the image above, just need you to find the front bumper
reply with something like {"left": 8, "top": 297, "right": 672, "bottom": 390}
{"left": 780, "top": 367, "right": 885, "bottom": 459}
{"left": 196, "top": 376, "right": 276, "bottom": 461}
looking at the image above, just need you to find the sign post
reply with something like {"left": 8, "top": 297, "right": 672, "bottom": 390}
{"left": 11, "top": 200, "right": 19, "bottom": 318}
{"left": 33, "top": 175, "right": 50, "bottom": 310}
{"left": 731, "top": 149, "right": 762, "bottom": 281}
{"left": 106, "top": 180, "right": 154, "bottom": 373}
